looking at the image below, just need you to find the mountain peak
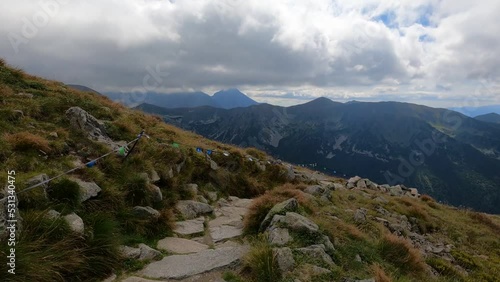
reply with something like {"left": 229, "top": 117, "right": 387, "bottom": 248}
{"left": 212, "top": 88, "right": 258, "bottom": 109}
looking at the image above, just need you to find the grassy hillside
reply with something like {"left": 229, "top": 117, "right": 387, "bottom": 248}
{"left": 0, "top": 60, "right": 499, "bottom": 282}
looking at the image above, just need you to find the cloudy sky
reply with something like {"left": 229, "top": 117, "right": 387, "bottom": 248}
{"left": 1, "top": 0, "right": 499, "bottom": 107}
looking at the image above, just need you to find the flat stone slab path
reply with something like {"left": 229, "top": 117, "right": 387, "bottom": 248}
{"left": 174, "top": 217, "right": 205, "bottom": 235}
{"left": 157, "top": 237, "right": 209, "bottom": 254}
{"left": 139, "top": 246, "right": 249, "bottom": 280}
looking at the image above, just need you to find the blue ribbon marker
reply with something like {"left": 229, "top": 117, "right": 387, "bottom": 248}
{"left": 86, "top": 160, "right": 97, "bottom": 168}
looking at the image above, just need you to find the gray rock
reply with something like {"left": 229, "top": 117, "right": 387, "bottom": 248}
{"left": 45, "top": 209, "right": 61, "bottom": 219}
{"left": 176, "top": 200, "right": 213, "bottom": 219}
{"left": 374, "top": 196, "right": 389, "bottom": 204}
{"left": 356, "top": 179, "right": 367, "bottom": 189}
{"left": 71, "top": 178, "right": 101, "bottom": 203}
{"left": 140, "top": 246, "right": 249, "bottom": 279}
{"left": 132, "top": 206, "right": 160, "bottom": 219}
{"left": 150, "top": 170, "right": 160, "bottom": 183}
{"left": 206, "top": 192, "right": 218, "bottom": 202}
{"left": 389, "top": 185, "right": 404, "bottom": 196}
{"left": 174, "top": 217, "right": 205, "bottom": 235}
{"left": 322, "top": 235, "right": 336, "bottom": 253}
{"left": 119, "top": 245, "right": 141, "bottom": 259}
{"left": 210, "top": 225, "right": 243, "bottom": 242}
{"left": 210, "top": 160, "right": 219, "bottom": 170}
{"left": 150, "top": 185, "right": 163, "bottom": 202}
{"left": 268, "top": 228, "right": 292, "bottom": 246}
{"left": 49, "top": 132, "right": 58, "bottom": 138}
{"left": 304, "top": 185, "right": 325, "bottom": 196}
{"left": 333, "top": 183, "right": 345, "bottom": 190}
{"left": 348, "top": 176, "right": 361, "bottom": 184}
{"left": 157, "top": 237, "right": 209, "bottom": 254}
{"left": 356, "top": 279, "right": 375, "bottom": 282}
{"left": 409, "top": 188, "right": 419, "bottom": 197}
{"left": 287, "top": 166, "right": 296, "bottom": 181}
{"left": 167, "top": 168, "right": 174, "bottom": 179}
{"left": 65, "top": 107, "right": 112, "bottom": 145}
{"left": 303, "top": 263, "right": 332, "bottom": 276}
{"left": 297, "top": 245, "right": 335, "bottom": 266}
{"left": 63, "top": 213, "right": 84, "bottom": 234}
{"left": 283, "top": 212, "right": 319, "bottom": 233}
{"left": 138, "top": 243, "right": 162, "bottom": 260}
{"left": 12, "top": 110, "right": 24, "bottom": 120}
{"left": 355, "top": 254, "right": 362, "bottom": 262}
{"left": 273, "top": 247, "right": 295, "bottom": 273}
{"left": 354, "top": 208, "right": 368, "bottom": 223}
{"left": 260, "top": 198, "right": 298, "bottom": 231}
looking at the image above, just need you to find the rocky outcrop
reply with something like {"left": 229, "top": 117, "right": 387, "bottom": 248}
{"left": 274, "top": 247, "right": 295, "bottom": 273}
{"left": 260, "top": 198, "right": 298, "bottom": 231}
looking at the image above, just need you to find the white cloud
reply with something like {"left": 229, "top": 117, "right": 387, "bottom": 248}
{"left": 0, "top": 0, "right": 499, "bottom": 107}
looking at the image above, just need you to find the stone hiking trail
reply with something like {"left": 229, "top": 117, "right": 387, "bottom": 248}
{"left": 119, "top": 196, "right": 253, "bottom": 282}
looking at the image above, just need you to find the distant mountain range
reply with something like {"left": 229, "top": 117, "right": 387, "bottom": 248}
{"left": 136, "top": 97, "right": 500, "bottom": 213}
{"left": 450, "top": 105, "right": 500, "bottom": 117}
{"left": 104, "top": 88, "right": 258, "bottom": 109}
{"left": 475, "top": 113, "right": 500, "bottom": 124}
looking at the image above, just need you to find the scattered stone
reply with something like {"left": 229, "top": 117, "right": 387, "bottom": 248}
{"left": 49, "top": 132, "right": 58, "bottom": 138}
{"left": 138, "top": 243, "right": 162, "bottom": 260}
{"left": 354, "top": 208, "right": 368, "bottom": 223}
{"left": 374, "top": 196, "right": 389, "bottom": 204}
{"left": 120, "top": 245, "right": 141, "bottom": 259}
{"left": 63, "top": 213, "right": 84, "bottom": 234}
{"left": 140, "top": 246, "right": 249, "bottom": 279}
{"left": 157, "top": 237, "right": 209, "bottom": 254}
{"left": 210, "top": 160, "right": 219, "bottom": 170}
{"left": 389, "top": 185, "right": 404, "bottom": 196}
{"left": 268, "top": 228, "right": 292, "bottom": 246}
{"left": 174, "top": 217, "right": 205, "bottom": 235}
{"left": 149, "top": 185, "right": 163, "bottom": 202}
{"left": 167, "top": 168, "right": 174, "bottom": 179}
{"left": 12, "top": 110, "right": 24, "bottom": 120}
{"left": 322, "top": 235, "right": 336, "bottom": 253}
{"left": 304, "top": 185, "right": 325, "bottom": 196}
{"left": 132, "top": 206, "right": 160, "bottom": 219}
{"left": 287, "top": 166, "right": 296, "bottom": 181}
{"left": 176, "top": 200, "right": 213, "bottom": 219}
{"left": 409, "top": 188, "right": 419, "bottom": 197}
{"left": 260, "top": 198, "right": 298, "bottom": 231}
{"left": 348, "top": 195, "right": 356, "bottom": 201}
{"left": 301, "top": 263, "right": 332, "bottom": 276}
{"left": 297, "top": 245, "right": 335, "bottom": 266}
{"left": 355, "top": 254, "right": 362, "bottom": 262}
{"left": 45, "top": 209, "right": 60, "bottom": 219}
{"left": 273, "top": 247, "right": 295, "bottom": 273}
{"left": 283, "top": 212, "right": 319, "bottom": 233}
{"left": 71, "top": 178, "right": 101, "bottom": 203}
{"left": 150, "top": 169, "right": 160, "bottom": 183}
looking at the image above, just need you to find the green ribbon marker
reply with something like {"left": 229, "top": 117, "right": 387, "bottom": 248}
{"left": 172, "top": 143, "right": 180, "bottom": 148}
{"left": 118, "top": 147, "right": 126, "bottom": 156}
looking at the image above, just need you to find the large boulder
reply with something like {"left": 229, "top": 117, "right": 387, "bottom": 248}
{"left": 176, "top": 200, "right": 213, "bottom": 219}
{"left": 268, "top": 227, "right": 292, "bottom": 246}
{"left": 66, "top": 107, "right": 108, "bottom": 141}
{"left": 260, "top": 198, "right": 298, "bottom": 231}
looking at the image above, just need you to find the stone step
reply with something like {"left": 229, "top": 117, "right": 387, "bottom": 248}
{"left": 157, "top": 237, "right": 209, "bottom": 254}
{"left": 174, "top": 217, "right": 205, "bottom": 236}
{"left": 140, "top": 246, "right": 249, "bottom": 280}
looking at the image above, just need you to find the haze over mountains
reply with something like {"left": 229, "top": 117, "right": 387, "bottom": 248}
{"left": 136, "top": 97, "right": 500, "bottom": 214}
